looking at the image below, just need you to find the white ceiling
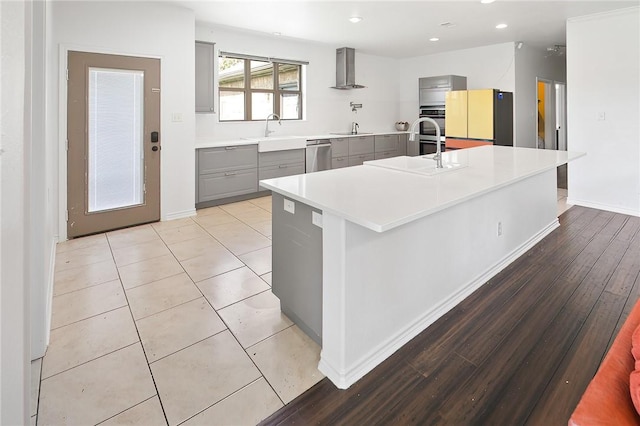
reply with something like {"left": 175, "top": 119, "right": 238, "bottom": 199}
{"left": 176, "top": 0, "right": 638, "bottom": 58}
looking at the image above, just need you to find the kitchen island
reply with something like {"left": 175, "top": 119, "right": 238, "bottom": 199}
{"left": 259, "top": 146, "right": 585, "bottom": 389}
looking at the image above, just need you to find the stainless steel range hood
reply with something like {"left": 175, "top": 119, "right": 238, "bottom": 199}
{"left": 331, "top": 47, "right": 365, "bottom": 90}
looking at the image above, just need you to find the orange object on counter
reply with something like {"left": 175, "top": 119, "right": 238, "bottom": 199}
{"left": 445, "top": 138, "right": 493, "bottom": 150}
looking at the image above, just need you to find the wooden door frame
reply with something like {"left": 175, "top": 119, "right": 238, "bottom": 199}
{"left": 58, "top": 44, "right": 162, "bottom": 241}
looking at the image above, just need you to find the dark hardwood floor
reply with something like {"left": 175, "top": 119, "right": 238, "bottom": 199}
{"left": 261, "top": 206, "right": 640, "bottom": 425}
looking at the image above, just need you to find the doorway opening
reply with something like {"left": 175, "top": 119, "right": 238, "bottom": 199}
{"left": 537, "top": 78, "right": 567, "bottom": 189}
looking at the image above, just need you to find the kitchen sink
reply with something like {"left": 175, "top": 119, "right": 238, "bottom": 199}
{"left": 256, "top": 136, "right": 307, "bottom": 152}
{"left": 364, "top": 155, "right": 468, "bottom": 176}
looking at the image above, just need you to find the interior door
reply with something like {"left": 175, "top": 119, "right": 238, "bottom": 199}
{"left": 67, "top": 51, "right": 161, "bottom": 238}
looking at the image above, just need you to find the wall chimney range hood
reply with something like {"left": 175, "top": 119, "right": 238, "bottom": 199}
{"left": 331, "top": 47, "right": 366, "bottom": 90}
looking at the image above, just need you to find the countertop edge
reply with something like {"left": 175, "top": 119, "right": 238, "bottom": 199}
{"left": 196, "top": 131, "right": 410, "bottom": 150}
{"left": 260, "top": 149, "right": 586, "bottom": 233}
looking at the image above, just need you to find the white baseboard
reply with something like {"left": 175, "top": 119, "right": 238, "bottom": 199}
{"left": 568, "top": 198, "right": 640, "bottom": 217}
{"left": 163, "top": 208, "right": 196, "bottom": 221}
{"left": 320, "top": 219, "right": 560, "bottom": 389}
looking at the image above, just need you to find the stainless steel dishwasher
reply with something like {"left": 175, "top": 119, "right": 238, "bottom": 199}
{"left": 305, "top": 140, "right": 332, "bottom": 173}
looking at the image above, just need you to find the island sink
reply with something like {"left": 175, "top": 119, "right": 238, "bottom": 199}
{"left": 364, "top": 154, "right": 467, "bottom": 176}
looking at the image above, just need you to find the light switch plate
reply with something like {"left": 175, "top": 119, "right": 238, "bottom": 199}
{"left": 284, "top": 198, "right": 295, "bottom": 214}
{"left": 312, "top": 211, "right": 323, "bottom": 228}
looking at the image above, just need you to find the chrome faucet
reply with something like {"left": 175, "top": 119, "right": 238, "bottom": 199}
{"left": 409, "top": 117, "right": 443, "bottom": 168}
{"left": 351, "top": 122, "right": 359, "bottom": 135}
{"left": 264, "top": 113, "right": 281, "bottom": 137}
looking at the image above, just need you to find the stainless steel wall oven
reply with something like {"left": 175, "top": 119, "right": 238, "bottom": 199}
{"left": 419, "top": 106, "right": 446, "bottom": 154}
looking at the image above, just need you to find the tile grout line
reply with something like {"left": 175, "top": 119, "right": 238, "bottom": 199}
{"left": 106, "top": 227, "right": 171, "bottom": 426}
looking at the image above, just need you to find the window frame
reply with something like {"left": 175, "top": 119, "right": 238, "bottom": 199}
{"left": 218, "top": 52, "right": 305, "bottom": 122}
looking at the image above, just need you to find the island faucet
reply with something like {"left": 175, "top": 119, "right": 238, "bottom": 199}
{"left": 265, "top": 113, "right": 281, "bottom": 137}
{"left": 409, "top": 117, "right": 443, "bottom": 168}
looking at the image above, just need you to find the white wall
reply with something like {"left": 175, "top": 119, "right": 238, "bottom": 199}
{"left": 567, "top": 7, "right": 640, "bottom": 216}
{"left": 1, "top": 0, "right": 30, "bottom": 423}
{"left": 195, "top": 25, "right": 398, "bottom": 140}
{"left": 514, "top": 44, "right": 566, "bottom": 149}
{"left": 50, "top": 1, "right": 196, "bottom": 240}
{"left": 30, "top": 0, "right": 52, "bottom": 360}
{"left": 396, "top": 43, "right": 516, "bottom": 125}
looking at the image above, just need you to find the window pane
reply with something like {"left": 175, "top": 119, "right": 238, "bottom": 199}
{"left": 250, "top": 60, "right": 273, "bottom": 89}
{"left": 219, "top": 90, "right": 245, "bottom": 120}
{"left": 88, "top": 68, "right": 144, "bottom": 213}
{"left": 280, "top": 93, "right": 300, "bottom": 120}
{"left": 252, "top": 92, "right": 273, "bottom": 120}
{"left": 219, "top": 58, "right": 244, "bottom": 88}
{"left": 279, "top": 64, "right": 300, "bottom": 91}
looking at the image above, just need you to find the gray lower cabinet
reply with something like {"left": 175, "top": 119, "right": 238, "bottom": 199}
{"left": 330, "top": 137, "right": 349, "bottom": 158}
{"left": 197, "top": 145, "right": 258, "bottom": 204}
{"left": 258, "top": 149, "right": 305, "bottom": 181}
{"left": 198, "top": 169, "right": 258, "bottom": 202}
{"left": 332, "top": 156, "right": 349, "bottom": 169}
{"left": 349, "top": 135, "right": 374, "bottom": 156}
{"left": 195, "top": 41, "right": 215, "bottom": 113}
{"left": 375, "top": 134, "right": 407, "bottom": 159}
{"left": 348, "top": 153, "right": 375, "bottom": 167}
{"left": 271, "top": 192, "right": 323, "bottom": 345}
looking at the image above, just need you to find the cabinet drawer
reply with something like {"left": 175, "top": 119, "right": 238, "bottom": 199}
{"left": 349, "top": 136, "right": 374, "bottom": 156}
{"left": 332, "top": 156, "right": 349, "bottom": 169}
{"left": 348, "top": 153, "right": 375, "bottom": 167}
{"left": 374, "top": 150, "right": 396, "bottom": 160}
{"left": 259, "top": 163, "right": 305, "bottom": 181}
{"left": 374, "top": 134, "right": 399, "bottom": 153}
{"left": 259, "top": 149, "right": 305, "bottom": 168}
{"left": 198, "top": 169, "right": 258, "bottom": 202}
{"left": 330, "top": 138, "right": 349, "bottom": 158}
{"left": 198, "top": 145, "right": 257, "bottom": 175}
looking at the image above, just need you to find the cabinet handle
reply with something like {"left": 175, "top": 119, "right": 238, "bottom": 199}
{"left": 225, "top": 146, "right": 236, "bottom": 150}
{"left": 225, "top": 172, "right": 236, "bottom": 176}
{"left": 336, "top": 158, "right": 344, "bottom": 161}
{"left": 278, "top": 165, "right": 287, "bottom": 169}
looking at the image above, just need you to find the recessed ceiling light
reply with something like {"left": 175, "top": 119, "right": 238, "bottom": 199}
{"left": 429, "top": 38, "right": 439, "bottom": 42}
{"left": 495, "top": 23, "right": 508, "bottom": 29}
{"left": 349, "top": 17, "right": 363, "bottom": 23}
{"left": 480, "top": 0, "right": 496, "bottom": 4}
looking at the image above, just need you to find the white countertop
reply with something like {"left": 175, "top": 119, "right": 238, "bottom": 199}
{"left": 195, "top": 131, "right": 409, "bottom": 150}
{"left": 259, "top": 146, "right": 586, "bottom": 232}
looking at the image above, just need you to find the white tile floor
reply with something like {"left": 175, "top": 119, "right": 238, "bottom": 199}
{"left": 32, "top": 196, "right": 323, "bottom": 426}
{"left": 31, "top": 190, "right": 573, "bottom": 425}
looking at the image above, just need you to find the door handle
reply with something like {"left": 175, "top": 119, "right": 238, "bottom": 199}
{"left": 151, "top": 146, "right": 159, "bottom": 152}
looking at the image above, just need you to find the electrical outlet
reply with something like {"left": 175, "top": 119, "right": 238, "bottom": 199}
{"left": 171, "top": 112, "right": 183, "bottom": 122}
{"left": 597, "top": 111, "right": 606, "bottom": 121}
{"left": 497, "top": 221, "right": 503, "bottom": 237}
{"left": 312, "top": 211, "right": 323, "bottom": 228}
{"left": 284, "top": 198, "right": 295, "bottom": 214}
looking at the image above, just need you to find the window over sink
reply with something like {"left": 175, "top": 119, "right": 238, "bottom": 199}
{"left": 218, "top": 51, "right": 307, "bottom": 122}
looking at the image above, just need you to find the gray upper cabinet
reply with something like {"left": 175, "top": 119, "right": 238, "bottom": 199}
{"left": 195, "top": 41, "right": 215, "bottom": 113}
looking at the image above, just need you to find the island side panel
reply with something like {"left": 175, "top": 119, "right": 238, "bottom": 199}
{"left": 271, "top": 192, "right": 323, "bottom": 344}
{"left": 319, "top": 169, "right": 558, "bottom": 388}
